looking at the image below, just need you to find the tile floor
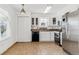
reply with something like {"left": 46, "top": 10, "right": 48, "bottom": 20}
{"left": 2, "top": 42, "right": 67, "bottom": 55}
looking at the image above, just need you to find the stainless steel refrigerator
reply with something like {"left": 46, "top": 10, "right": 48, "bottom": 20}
{"left": 62, "top": 10, "right": 79, "bottom": 55}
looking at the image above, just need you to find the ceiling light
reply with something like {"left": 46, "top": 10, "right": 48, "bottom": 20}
{"left": 44, "top": 6, "right": 52, "bottom": 13}
{"left": 20, "top": 4, "right": 26, "bottom": 15}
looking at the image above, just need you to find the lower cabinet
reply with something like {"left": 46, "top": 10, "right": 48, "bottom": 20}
{"left": 39, "top": 31, "right": 54, "bottom": 42}
{"left": 39, "top": 32, "right": 50, "bottom": 41}
{"left": 50, "top": 32, "right": 54, "bottom": 41}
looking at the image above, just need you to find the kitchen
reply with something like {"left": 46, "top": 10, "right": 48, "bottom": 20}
{"left": 17, "top": 8, "right": 62, "bottom": 46}
{"left": 31, "top": 16, "right": 62, "bottom": 46}
{"left": 0, "top": 4, "right": 79, "bottom": 55}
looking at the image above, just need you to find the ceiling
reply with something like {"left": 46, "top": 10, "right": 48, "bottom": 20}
{"left": 12, "top": 4, "right": 68, "bottom": 14}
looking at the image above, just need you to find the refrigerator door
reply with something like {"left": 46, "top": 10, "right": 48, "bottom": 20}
{"left": 62, "top": 11, "right": 79, "bottom": 54}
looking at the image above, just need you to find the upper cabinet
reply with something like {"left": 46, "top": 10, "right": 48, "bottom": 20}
{"left": 32, "top": 17, "right": 38, "bottom": 26}
{"left": 39, "top": 18, "right": 48, "bottom": 28}
{"left": 58, "top": 21, "right": 60, "bottom": 26}
{"left": 53, "top": 18, "right": 56, "bottom": 25}
{"left": 49, "top": 17, "right": 57, "bottom": 26}
{"left": 32, "top": 18, "right": 34, "bottom": 25}
{"left": 31, "top": 17, "right": 60, "bottom": 29}
{"left": 36, "top": 18, "right": 38, "bottom": 25}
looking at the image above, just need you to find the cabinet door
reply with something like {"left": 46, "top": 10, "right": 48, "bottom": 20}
{"left": 53, "top": 18, "right": 56, "bottom": 25}
{"left": 32, "top": 18, "right": 34, "bottom": 25}
{"left": 39, "top": 32, "right": 50, "bottom": 41}
{"left": 36, "top": 18, "right": 38, "bottom": 25}
{"left": 48, "top": 19, "right": 52, "bottom": 26}
{"left": 17, "top": 16, "right": 31, "bottom": 42}
{"left": 50, "top": 32, "right": 54, "bottom": 41}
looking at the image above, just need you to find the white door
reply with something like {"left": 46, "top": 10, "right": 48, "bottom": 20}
{"left": 17, "top": 16, "right": 31, "bottom": 42}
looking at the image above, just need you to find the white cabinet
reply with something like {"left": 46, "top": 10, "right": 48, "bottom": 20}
{"left": 39, "top": 31, "right": 54, "bottom": 42}
{"left": 50, "top": 32, "right": 54, "bottom": 41}
{"left": 49, "top": 19, "right": 53, "bottom": 26}
{"left": 39, "top": 32, "right": 50, "bottom": 41}
{"left": 17, "top": 16, "right": 31, "bottom": 42}
{"left": 32, "top": 18, "right": 38, "bottom": 26}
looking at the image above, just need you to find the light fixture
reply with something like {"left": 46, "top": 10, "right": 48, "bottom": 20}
{"left": 20, "top": 4, "right": 26, "bottom": 15}
{"left": 44, "top": 6, "right": 52, "bottom": 13}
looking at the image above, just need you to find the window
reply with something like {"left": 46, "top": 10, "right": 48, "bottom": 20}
{"left": 0, "top": 8, "right": 11, "bottom": 41}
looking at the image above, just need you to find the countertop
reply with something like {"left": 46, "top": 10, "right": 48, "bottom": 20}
{"left": 31, "top": 28, "right": 62, "bottom": 32}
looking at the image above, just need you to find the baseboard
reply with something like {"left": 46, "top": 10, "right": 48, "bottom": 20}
{"left": 16, "top": 41, "right": 32, "bottom": 42}
{"left": 39, "top": 41, "right": 55, "bottom": 43}
{"left": 17, "top": 40, "right": 55, "bottom": 43}
{"left": 1, "top": 41, "right": 16, "bottom": 55}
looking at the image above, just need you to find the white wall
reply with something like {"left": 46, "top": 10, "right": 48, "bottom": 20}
{"left": 0, "top": 4, "right": 17, "bottom": 54}
{"left": 31, "top": 13, "right": 56, "bottom": 18}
